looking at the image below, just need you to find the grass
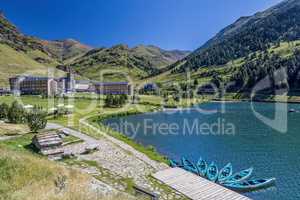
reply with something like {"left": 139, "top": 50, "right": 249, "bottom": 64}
{"left": 63, "top": 158, "right": 136, "bottom": 194}
{"left": 139, "top": 95, "right": 163, "bottom": 106}
{"left": 0, "top": 133, "right": 35, "bottom": 152}
{"left": 0, "top": 44, "right": 64, "bottom": 87}
{"left": 62, "top": 135, "right": 83, "bottom": 145}
{"left": 0, "top": 125, "right": 135, "bottom": 200}
{"left": 0, "top": 145, "right": 134, "bottom": 200}
{"left": 0, "top": 123, "right": 29, "bottom": 136}
{"left": 74, "top": 64, "right": 147, "bottom": 82}
{"left": 0, "top": 94, "right": 209, "bottom": 165}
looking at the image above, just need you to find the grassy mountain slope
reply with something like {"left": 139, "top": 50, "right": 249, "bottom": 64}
{"left": 0, "top": 13, "right": 96, "bottom": 86}
{"left": 41, "top": 39, "right": 92, "bottom": 61}
{"left": 132, "top": 45, "right": 190, "bottom": 69}
{"left": 0, "top": 12, "right": 189, "bottom": 83}
{"left": 67, "top": 44, "right": 189, "bottom": 82}
{"left": 171, "top": 0, "right": 300, "bottom": 72}
{"left": 157, "top": 0, "right": 300, "bottom": 92}
{"left": 0, "top": 12, "right": 91, "bottom": 63}
{"left": 0, "top": 13, "right": 58, "bottom": 64}
{"left": 151, "top": 40, "right": 300, "bottom": 88}
{"left": 0, "top": 43, "right": 64, "bottom": 87}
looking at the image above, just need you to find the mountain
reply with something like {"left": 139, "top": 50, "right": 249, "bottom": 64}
{"left": 41, "top": 39, "right": 92, "bottom": 61}
{"left": 173, "top": 0, "right": 300, "bottom": 71}
{"left": 0, "top": 12, "right": 91, "bottom": 63}
{"left": 66, "top": 44, "right": 190, "bottom": 81}
{"left": 163, "top": 0, "right": 300, "bottom": 92}
{"left": 0, "top": 12, "right": 65, "bottom": 86}
{"left": 0, "top": 12, "right": 55, "bottom": 64}
{"left": 0, "top": 11, "right": 189, "bottom": 83}
{"left": 132, "top": 45, "right": 190, "bottom": 69}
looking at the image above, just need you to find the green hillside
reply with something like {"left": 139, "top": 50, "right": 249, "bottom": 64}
{"left": 67, "top": 44, "right": 189, "bottom": 82}
{"left": 175, "top": 0, "right": 300, "bottom": 72}
{"left": 151, "top": 40, "right": 300, "bottom": 89}
{"left": 0, "top": 44, "right": 64, "bottom": 87}
{"left": 41, "top": 39, "right": 92, "bottom": 61}
{"left": 154, "top": 0, "right": 300, "bottom": 93}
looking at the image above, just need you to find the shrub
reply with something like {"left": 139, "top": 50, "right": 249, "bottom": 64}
{"left": 104, "top": 94, "right": 128, "bottom": 108}
{"left": 0, "top": 103, "right": 9, "bottom": 120}
{"left": 27, "top": 106, "right": 47, "bottom": 132}
{"left": 7, "top": 101, "right": 26, "bottom": 124}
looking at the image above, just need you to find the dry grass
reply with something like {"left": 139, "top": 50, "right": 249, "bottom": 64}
{"left": 0, "top": 146, "right": 134, "bottom": 200}
{"left": 0, "top": 123, "right": 29, "bottom": 136}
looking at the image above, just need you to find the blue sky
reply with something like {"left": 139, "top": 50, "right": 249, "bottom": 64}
{"left": 0, "top": 0, "right": 283, "bottom": 50}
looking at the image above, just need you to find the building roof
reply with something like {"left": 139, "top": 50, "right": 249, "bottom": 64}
{"left": 10, "top": 75, "right": 51, "bottom": 81}
{"left": 94, "top": 82, "right": 129, "bottom": 86}
{"left": 76, "top": 80, "right": 91, "bottom": 84}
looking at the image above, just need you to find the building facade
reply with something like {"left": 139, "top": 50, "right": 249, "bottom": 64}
{"left": 9, "top": 73, "right": 131, "bottom": 96}
{"left": 9, "top": 76, "right": 58, "bottom": 96}
{"left": 0, "top": 88, "right": 10, "bottom": 96}
{"left": 94, "top": 82, "right": 131, "bottom": 95}
{"left": 75, "top": 80, "right": 92, "bottom": 93}
{"left": 65, "top": 72, "right": 75, "bottom": 93}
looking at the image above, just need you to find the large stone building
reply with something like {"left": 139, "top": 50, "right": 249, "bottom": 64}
{"left": 94, "top": 82, "right": 131, "bottom": 95}
{"left": 9, "top": 72, "right": 76, "bottom": 96}
{"left": 9, "top": 73, "right": 132, "bottom": 96}
{"left": 9, "top": 75, "right": 58, "bottom": 96}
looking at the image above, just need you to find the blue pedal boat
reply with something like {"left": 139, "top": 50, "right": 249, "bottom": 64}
{"left": 206, "top": 162, "right": 219, "bottom": 182}
{"left": 223, "top": 178, "right": 276, "bottom": 192}
{"left": 196, "top": 157, "right": 208, "bottom": 177}
{"left": 169, "top": 159, "right": 181, "bottom": 168}
{"left": 222, "top": 167, "right": 254, "bottom": 184}
{"left": 181, "top": 157, "right": 198, "bottom": 174}
{"left": 218, "top": 163, "right": 233, "bottom": 183}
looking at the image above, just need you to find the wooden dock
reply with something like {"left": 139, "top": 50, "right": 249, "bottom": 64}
{"left": 153, "top": 168, "right": 251, "bottom": 200}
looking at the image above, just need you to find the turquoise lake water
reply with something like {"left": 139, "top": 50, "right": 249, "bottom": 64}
{"left": 104, "top": 102, "right": 300, "bottom": 200}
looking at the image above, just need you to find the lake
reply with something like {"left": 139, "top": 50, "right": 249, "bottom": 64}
{"left": 104, "top": 102, "right": 300, "bottom": 200}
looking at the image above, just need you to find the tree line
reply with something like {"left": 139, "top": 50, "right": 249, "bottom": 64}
{"left": 229, "top": 49, "right": 300, "bottom": 92}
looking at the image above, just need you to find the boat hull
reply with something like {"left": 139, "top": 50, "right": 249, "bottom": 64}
{"left": 222, "top": 167, "right": 253, "bottom": 184}
{"left": 224, "top": 178, "right": 276, "bottom": 192}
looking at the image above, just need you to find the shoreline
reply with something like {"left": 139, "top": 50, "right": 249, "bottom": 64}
{"left": 213, "top": 98, "right": 300, "bottom": 104}
{"left": 86, "top": 96, "right": 300, "bottom": 167}
{"left": 87, "top": 108, "right": 169, "bottom": 164}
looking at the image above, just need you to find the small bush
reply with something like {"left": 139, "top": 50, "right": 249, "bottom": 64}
{"left": 27, "top": 106, "right": 47, "bottom": 133}
{"left": 104, "top": 94, "right": 128, "bottom": 108}
{"left": 7, "top": 101, "right": 26, "bottom": 124}
{"left": 0, "top": 103, "right": 9, "bottom": 120}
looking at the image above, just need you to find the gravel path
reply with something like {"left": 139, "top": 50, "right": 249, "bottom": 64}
{"left": 46, "top": 122, "right": 182, "bottom": 200}
{"left": 46, "top": 122, "right": 168, "bottom": 171}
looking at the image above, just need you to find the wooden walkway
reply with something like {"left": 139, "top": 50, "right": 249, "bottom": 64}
{"left": 153, "top": 168, "right": 251, "bottom": 200}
